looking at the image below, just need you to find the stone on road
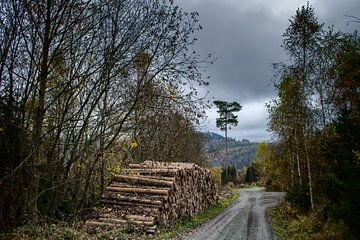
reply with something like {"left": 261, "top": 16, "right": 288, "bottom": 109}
{"left": 184, "top": 188, "right": 283, "bottom": 240}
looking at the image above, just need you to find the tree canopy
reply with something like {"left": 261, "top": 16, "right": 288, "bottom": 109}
{"left": 213, "top": 101, "right": 242, "bottom": 131}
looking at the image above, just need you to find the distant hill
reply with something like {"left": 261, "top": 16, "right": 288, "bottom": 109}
{"left": 202, "top": 132, "right": 224, "bottom": 141}
{"left": 202, "top": 132, "right": 258, "bottom": 170}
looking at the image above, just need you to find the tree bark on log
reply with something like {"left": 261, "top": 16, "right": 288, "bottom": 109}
{"left": 106, "top": 186, "right": 169, "bottom": 195}
{"left": 112, "top": 174, "right": 174, "bottom": 187}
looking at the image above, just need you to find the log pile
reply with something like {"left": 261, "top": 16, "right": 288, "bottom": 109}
{"left": 86, "top": 161, "right": 218, "bottom": 233}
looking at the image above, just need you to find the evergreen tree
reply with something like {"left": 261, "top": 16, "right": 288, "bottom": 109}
{"left": 213, "top": 100, "right": 241, "bottom": 170}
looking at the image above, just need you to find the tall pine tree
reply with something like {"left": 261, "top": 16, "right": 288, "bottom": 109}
{"left": 213, "top": 101, "right": 241, "bottom": 170}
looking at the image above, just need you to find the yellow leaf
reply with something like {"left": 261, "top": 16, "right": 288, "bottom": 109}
{"left": 130, "top": 141, "right": 138, "bottom": 149}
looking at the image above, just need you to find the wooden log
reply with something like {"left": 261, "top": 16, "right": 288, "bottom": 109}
{"left": 98, "top": 207, "right": 159, "bottom": 218}
{"left": 99, "top": 218, "right": 127, "bottom": 224}
{"left": 99, "top": 200, "right": 162, "bottom": 208}
{"left": 141, "top": 161, "right": 196, "bottom": 169}
{"left": 108, "top": 182, "right": 133, "bottom": 188}
{"left": 86, "top": 220, "right": 114, "bottom": 227}
{"left": 102, "top": 195, "right": 163, "bottom": 205}
{"left": 128, "top": 163, "right": 147, "bottom": 168}
{"left": 122, "top": 168, "right": 178, "bottom": 176}
{"left": 106, "top": 186, "right": 169, "bottom": 195}
{"left": 108, "top": 182, "right": 173, "bottom": 193}
{"left": 112, "top": 174, "right": 174, "bottom": 187}
{"left": 140, "top": 175, "right": 175, "bottom": 182}
{"left": 126, "top": 214, "right": 155, "bottom": 222}
{"left": 99, "top": 217, "right": 155, "bottom": 226}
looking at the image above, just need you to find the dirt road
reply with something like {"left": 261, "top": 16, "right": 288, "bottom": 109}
{"left": 183, "top": 188, "right": 283, "bottom": 240}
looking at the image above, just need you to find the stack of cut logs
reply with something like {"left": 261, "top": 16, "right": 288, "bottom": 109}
{"left": 86, "top": 161, "right": 218, "bottom": 233}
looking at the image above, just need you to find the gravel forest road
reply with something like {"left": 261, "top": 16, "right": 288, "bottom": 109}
{"left": 183, "top": 188, "right": 284, "bottom": 240}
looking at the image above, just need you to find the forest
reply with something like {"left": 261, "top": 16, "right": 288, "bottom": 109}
{"left": 252, "top": 3, "right": 360, "bottom": 239}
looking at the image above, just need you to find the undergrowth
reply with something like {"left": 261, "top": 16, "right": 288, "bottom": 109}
{"left": 269, "top": 201, "right": 355, "bottom": 240}
{"left": 0, "top": 223, "right": 91, "bottom": 240}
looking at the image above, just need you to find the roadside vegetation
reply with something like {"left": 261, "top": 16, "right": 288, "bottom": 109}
{"left": 269, "top": 201, "right": 352, "bottom": 240}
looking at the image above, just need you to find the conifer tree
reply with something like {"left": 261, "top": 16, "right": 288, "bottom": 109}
{"left": 213, "top": 101, "right": 241, "bottom": 170}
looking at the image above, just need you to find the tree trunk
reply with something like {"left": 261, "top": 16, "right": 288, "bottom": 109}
{"left": 304, "top": 129, "right": 314, "bottom": 211}
{"left": 225, "top": 124, "right": 228, "bottom": 170}
{"left": 294, "top": 129, "right": 302, "bottom": 186}
{"left": 319, "top": 88, "right": 327, "bottom": 127}
{"left": 290, "top": 148, "right": 294, "bottom": 188}
{"left": 27, "top": 0, "right": 52, "bottom": 224}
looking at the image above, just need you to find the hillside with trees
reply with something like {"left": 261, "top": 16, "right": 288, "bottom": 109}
{"left": 203, "top": 132, "right": 257, "bottom": 170}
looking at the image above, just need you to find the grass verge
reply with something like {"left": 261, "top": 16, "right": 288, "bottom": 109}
{"left": 269, "top": 200, "right": 353, "bottom": 240}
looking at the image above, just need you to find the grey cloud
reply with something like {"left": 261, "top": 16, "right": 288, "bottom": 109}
{"left": 177, "top": 0, "right": 360, "bottom": 141}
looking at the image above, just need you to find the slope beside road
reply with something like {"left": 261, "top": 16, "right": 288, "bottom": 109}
{"left": 183, "top": 188, "right": 284, "bottom": 240}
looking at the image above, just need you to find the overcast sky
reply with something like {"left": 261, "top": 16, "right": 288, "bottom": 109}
{"left": 176, "top": 0, "right": 360, "bottom": 142}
